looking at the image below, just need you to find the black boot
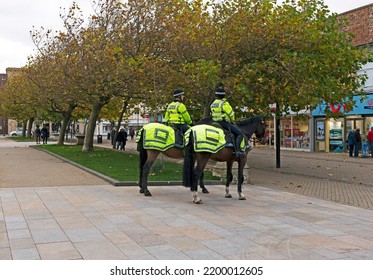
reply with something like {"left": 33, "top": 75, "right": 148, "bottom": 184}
{"left": 235, "top": 135, "right": 245, "bottom": 157}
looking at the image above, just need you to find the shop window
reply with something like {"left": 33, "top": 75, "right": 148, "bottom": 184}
{"left": 277, "top": 116, "right": 310, "bottom": 149}
{"left": 329, "top": 120, "right": 344, "bottom": 153}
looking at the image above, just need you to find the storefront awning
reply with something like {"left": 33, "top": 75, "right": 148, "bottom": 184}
{"left": 312, "top": 94, "right": 373, "bottom": 117}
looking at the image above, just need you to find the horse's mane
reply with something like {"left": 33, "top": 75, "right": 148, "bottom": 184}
{"left": 195, "top": 116, "right": 212, "bottom": 125}
{"left": 235, "top": 116, "right": 263, "bottom": 126}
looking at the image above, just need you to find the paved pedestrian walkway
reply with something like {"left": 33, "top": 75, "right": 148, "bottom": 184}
{"left": 108, "top": 138, "right": 373, "bottom": 210}
{"left": 0, "top": 136, "right": 373, "bottom": 260}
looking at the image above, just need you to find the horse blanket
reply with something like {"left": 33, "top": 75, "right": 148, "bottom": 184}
{"left": 137, "top": 123, "right": 181, "bottom": 151}
{"left": 184, "top": 124, "right": 246, "bottom": 153}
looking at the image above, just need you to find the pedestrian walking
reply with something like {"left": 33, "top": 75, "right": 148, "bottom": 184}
{"left": 41, "top": 125, "right": 49, "bottom": 144}
{"left": 347, "top": 129, "right": 355, "bottom": 157}
{"left": 367, "top": 127, "right": 373, "bottom": 158}
{"left": 116, "top": 128, "right": 127, "bottom": 151}
{"left": 110, "top": 128, "right": 115, "bottom": 146}
{"left": 34, "top": 125, "right": 41, "bottom": 144}
{"left": 354, "top": 128, "right": 361, "bottom": 157}
{"left": 130, "top": 129, "right": 135, "bottom": 140}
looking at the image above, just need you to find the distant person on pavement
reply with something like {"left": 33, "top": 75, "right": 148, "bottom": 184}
{"left": 130, "top": 128, "right": 135, "bottom": 140}
{"left": 116, "top": 128, "right": 128, "bottom": 151}
{"left": 34, "top": 125, "right": 41, "bottom": 144}
{"left": 367, "top": 127, "right": 373, "bottom": 158}
{"left": 110, "top": 128, "right": 115, "bottom": 146}
{"left": 354, "top": 128, "right": 361, "bottom": 157}
{"left": 347, "top": 129, "right": 355, "bottom": 157}
{"left": 41, "top": 125, "right": 49, "bottom": 144}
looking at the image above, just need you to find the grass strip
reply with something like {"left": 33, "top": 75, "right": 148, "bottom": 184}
{"left": 39, "top": 144, "right": 219, "bottom": 182}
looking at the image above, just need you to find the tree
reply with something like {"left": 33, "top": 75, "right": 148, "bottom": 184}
{"left": 0, "top": 69, "right": 39, "bottom": 137}
{"left": 216, "top": 0, "right": 372, "bottom": 166}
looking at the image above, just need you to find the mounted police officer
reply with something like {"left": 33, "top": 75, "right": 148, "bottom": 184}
{"left": 210, "top": 84, "right": 245, "bottom": 157}
{"left": 165, "top": 89, "right": 192, "bottom": 134}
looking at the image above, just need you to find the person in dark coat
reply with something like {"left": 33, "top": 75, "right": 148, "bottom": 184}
{"left": 354, "top": 128, "right": 361, "bottom": 157}
{"left": 110, "top": 128, "right": 115, "bottom": 146}
{"left": 34, "top": 125, "right": 41, "bottom": 144}
{"left": 347, "top": 130, "right": 355, "bottom": 157}
{"left": 116, "top": 128, "right": 128, "bottom": 151}
{"left": 41, "top": 125, "right": 50, "bottom": 144}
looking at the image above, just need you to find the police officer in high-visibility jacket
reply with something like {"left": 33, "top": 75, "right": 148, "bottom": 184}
{"left": 165, "top": 89, "right": 192, "bottom": 134}
{"left": 210, "top": 84, "right": 245, "bottom": 157}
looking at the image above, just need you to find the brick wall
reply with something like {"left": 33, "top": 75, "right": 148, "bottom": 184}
{"left": 340, "top": 4, "right": 373, "bottom": 46}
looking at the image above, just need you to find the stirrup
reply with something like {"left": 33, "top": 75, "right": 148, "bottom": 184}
{"left": 234, "top": 151, "right": 245, "bottom": 157}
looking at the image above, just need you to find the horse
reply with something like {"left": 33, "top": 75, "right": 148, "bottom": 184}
{"left": 183, "top": 116, "right": 266, "bottom": 204}
{"left": 137, "top": 122, "right": 210, "bottom": 197}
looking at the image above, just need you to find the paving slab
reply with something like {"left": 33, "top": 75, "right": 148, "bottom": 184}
{"left": 0, "top": 136, "right": 373, "bottom": 260}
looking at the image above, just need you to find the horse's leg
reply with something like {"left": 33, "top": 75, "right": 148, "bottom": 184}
{"left": 140, "top": 151, "right": 159, "bottom": 197}
{"left": 225, "top": 161, "right": 233, "bottom": 198}
{"left": 192, "top": 154, "right": 210, "bottom": 204}
{"left": 237, "top": 156, "right": 247, "bottom": 200}
{"left": 199, "top": 172, "right": 209, "bottom": 194}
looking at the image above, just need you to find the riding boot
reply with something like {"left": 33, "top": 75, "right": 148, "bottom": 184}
{"left": 235, "top": 135, "right": 245, "bottom": 157}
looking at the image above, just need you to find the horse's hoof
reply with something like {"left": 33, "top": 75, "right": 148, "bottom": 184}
{"left": 239, "top": 196, "right": 246, "bottom": 200}
{"left": 139, "top": 189, "right": 144, "bottom": 194}
{"left": 144, "top": 191, "right": 152, "bottom": 197}
{"left": 225, "top": 194, "right": 232, "bottom": 198}
{"left": 202, "top": 188, "right": 209, "bottom": 194}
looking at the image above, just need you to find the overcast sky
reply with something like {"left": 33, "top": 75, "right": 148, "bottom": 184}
{"left": 1, "top": 0, "right": 372, "bottom": 73}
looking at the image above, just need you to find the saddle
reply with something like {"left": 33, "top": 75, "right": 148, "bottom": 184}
{"left": 210, "top": 122, "right": 245, "bottom": 149}
{"left": 169, "top": 124, "right": 184, "bottom": 149}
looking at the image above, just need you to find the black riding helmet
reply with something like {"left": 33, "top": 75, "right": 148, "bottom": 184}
{"left": 215, "top": 84, "right": 226, "bottom": 99}
{"left": 173, "top": 89, "right": 184, "bottom": 98}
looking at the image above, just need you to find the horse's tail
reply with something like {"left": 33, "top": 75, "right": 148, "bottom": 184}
{"left": 183, "top": 130, "right": 195, "bottom": 188}
{"left": 138, "top": 130, "right": 147, "bottom": 186}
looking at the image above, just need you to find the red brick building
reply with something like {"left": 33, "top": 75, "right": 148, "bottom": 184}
{"left": 340, "top": 4, "right": 373, "bottom": 46}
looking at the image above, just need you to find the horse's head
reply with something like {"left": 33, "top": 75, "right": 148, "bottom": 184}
{"left": 254, "top": 117, "right": 267, "bottom": 145}
{"left": 236, "top": 116, "right": 266, "bottom": 145}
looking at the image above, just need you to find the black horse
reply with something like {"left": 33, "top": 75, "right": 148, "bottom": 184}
{"left": 183, "top": 116, "right": 266, "bottom": 204}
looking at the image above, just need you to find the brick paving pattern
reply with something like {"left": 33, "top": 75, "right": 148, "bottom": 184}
{"left": 246, "top": 148, "right": 373, "bottom": 210}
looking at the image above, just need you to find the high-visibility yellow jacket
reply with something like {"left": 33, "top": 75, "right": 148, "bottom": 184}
{"left": 210, "top": 98, "right": 235, "bottom": 122}
{"left": 165, "top": 101, "right": 192, "bottom": 125}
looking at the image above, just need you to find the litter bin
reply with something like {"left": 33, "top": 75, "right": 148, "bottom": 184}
{"left": 97, "top": 135, "right": 103, "bottom": 144}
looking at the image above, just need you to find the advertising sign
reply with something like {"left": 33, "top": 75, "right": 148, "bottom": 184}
{"left": 329, "top": 129, "right": 342, "bottom": 140}
{"left": 316, "top": 121, "right": 325, "bottom": 140}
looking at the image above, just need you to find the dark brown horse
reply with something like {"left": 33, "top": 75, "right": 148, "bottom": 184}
{"left": 183, "top": 116, "right": 266, "bottom": 204}
{"left": 137, "top": 123, "right": 209, "bottom": 196}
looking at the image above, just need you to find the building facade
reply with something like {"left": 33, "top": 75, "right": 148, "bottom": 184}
{"left": 0, "top": 74, "right": 9, "bottom": 135}
{"left": 311, "top": 4, "right": 373, "bottom": 153}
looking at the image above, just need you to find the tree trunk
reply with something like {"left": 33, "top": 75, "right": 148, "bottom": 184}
{"left": 58, "top": 114, "right": 71, "bottom": 145}
{"left": 112, "top": 100, "right": 129, "bottom": 149}
{"left": 82, "top": 101, "right": 104, "bottom": 152}
{"left": 27, "top": 118, "right": 34, "bottom": 137}
{"left": 57, "top": 105, "right": 76, "bottom": 145}
{"left": 22, "top": 121, "right": 28, "bottom": 137}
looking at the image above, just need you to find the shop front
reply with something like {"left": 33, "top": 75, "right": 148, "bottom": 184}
{"left": 266, "top": 111, "right": 311, "bottom": 151}
{"left": 312, "top": 94, "right": 373, "bottom": 153}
